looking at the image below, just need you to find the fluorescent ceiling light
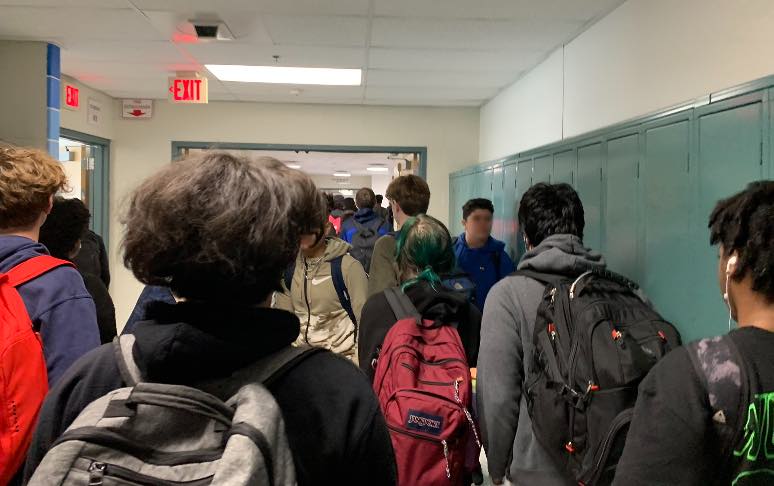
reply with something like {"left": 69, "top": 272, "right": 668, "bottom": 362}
{"left": 205, "top": 65, "right": 362, "bottom": 86}
{"left": 367, "top": 166, "right": 389, "bottom": 173}
{"left": 285, "top": 163, "right": 301, "bottom": 169}
{"left": 333, "top": 172, "right": 351, "bottom": 177}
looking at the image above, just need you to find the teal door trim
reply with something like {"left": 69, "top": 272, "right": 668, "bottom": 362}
{"left": 59, "top": 128, "right": 110, "bottom": 251}
{"left": 171, "top": 142, "right": 428, "bottom": 180}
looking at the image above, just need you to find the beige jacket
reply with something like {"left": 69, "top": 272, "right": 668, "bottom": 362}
{"left": 367, "top": 234, "right": 400, "bottom": 297}
{"left": 274, "top": 238, "right": 367, "bottom": 362}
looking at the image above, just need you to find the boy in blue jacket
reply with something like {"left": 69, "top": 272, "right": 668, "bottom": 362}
{"left": 453, "top": 198, "right": 515, "bottom": 310}
{"left": 0, "top": 147, "right": 100, "bottom": 386}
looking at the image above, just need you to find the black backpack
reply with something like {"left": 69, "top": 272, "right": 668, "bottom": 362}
{"left": 515, "top": 268, "right": 681, "bottom": 486}
{"left": 350, "top": 220, "right": 383, "bottom": 273}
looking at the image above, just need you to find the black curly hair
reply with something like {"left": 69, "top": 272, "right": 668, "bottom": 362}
{"left": 518, "top": 183, "right": 585, "bottom": 246}
{"left": 39, "top": 197, "right": 90, "bottom": 260}
{"left": 709, "top": 180, "right": 774, "bottom": 302}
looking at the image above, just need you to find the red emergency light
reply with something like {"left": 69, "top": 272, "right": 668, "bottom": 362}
{"left": 65, "top": 85, "right": 79, "bottom": 108}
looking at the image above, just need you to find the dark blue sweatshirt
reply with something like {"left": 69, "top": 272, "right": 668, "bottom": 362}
{"left": 453, "top": 233, "right": 515, "bottom": 310}
{"left": 0, "top": 236, "right": 100, "bottom": 385}
{"left": 341, "top": 208, "right": 390, "bottom": 243}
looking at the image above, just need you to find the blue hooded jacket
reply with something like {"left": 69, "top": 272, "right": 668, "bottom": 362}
{"left": 340, "top": 208, "right": 390, "bottom": 243}
{"left": 0, "top": 236, "right": 100, "bottom": 385}
{"left": 453, "top": 233, "right": 515, "bottom": 310}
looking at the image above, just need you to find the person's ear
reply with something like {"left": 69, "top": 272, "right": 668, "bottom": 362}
{"left": 45, "top": 195, "right": 54, "bottom": 215}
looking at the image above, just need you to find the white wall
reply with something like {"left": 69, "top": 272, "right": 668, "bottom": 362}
{"left": 479, "top": 0, "right": 774, "bottom": 161}
{"left": 109, "top": 101, "right": 478, "bottom": 326}
{"left": 0, "top": 41, "right": 47, "bottom": 148}
{"left": 309, "top": 174, "right": 372, "bottom": 194}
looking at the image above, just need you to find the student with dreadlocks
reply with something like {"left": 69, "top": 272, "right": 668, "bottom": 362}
{"left": 357, "top": 214, "right": 482, "bottom": 382}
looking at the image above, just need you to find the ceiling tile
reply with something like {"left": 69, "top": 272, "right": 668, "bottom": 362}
{"left": 374, "top": 0, "right": 625, "bottom": 22}
{"left": 263, "top": 15, "right": 368, "bottom": 47}
{"left": 0, "top": 7, "right": 165, "bottom": 41}
{"left": 371, "top": 17, "right": 583, "bottom": 50}
{"left": 365, "top": 85, "right": 496, "bottom": 101}
{"left": 0, "top": 0, "right": 125, "bottom": 6}
{"left": 366, "top": 69, "right": 516, "bottom": 88}
{"left": 59, "top": 40, "right": 184, "bottom": 64}
{"left": 130, "top": 0, "right": 369, "bottom": 16}
{"left": 223, "top": 82, "right": 364, "bottom": 98}
{"left": 364, "top": 98, "right": 483, "bottom": 107}
{"left": 369, "top": 47, "right": 540, "bottom": 73}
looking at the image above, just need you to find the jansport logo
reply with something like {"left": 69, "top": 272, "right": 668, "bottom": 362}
{"left": 406, "top": 410, "right": 444, "bottom": 436}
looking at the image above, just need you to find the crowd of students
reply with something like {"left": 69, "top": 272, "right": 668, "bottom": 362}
{"left": 0, "top": 144, "right": 772, "bottom": 486}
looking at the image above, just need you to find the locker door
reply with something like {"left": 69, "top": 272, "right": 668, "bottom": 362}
{"left": 553, "top": 150, "right": 576, "bottom": 185}
{"left": 577, "top": 143, "right": 604, "bottom": 252}
{"left": 533, "top": 155, "right": 553, "bottom": 184}
{"left": 642, "top": 116, "right": 693, "bottom": 335}
{"left": 491, "top": 165, "right": 505, "bottom": 242}
{"left": 502, "top": 162, "right": 519, "bottom": 260}
{"left": 449, "top": 176, "right": 462, "bottom": 236}
{"left": 605, "top": 134, "right": 639, "bottom": 281}
{"left": 693, "top": 98, "right": 764, "bottom": 340}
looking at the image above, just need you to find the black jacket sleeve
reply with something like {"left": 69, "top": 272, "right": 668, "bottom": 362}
{"left": 23, "top": 345, "right": 123, "bottom": 482}
{"left": 358, "top": 292, "right": 394, "bottom": 381}
{"left": 96, "top": 232, "right": 110, "bottom": 287}
{"left": 612, "top": 347, "right": 713, "bottom": 486}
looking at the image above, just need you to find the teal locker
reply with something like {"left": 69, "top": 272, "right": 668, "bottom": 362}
{"left": 491, "top": 165, "right": 505, "bottom": 242}
{"left": 692, "top": 97, "right": 765, "bottom": 339}
{"left": 642, "top": 116, "right": 694, "bottom": 337}
{"left": 533, "top": 155, "right": 552, "bottom": 184}
{"left": 576, "top": 143, "right": 604, "bottom": 252}
{"left": 502, "top": 162, "right": 519, "bottom": 260}
{"left": 515, "top": 159, "right": 533, "bottom": 255}
{"left": 553, "top": 149, "right": 576, "bottom": 185}
{"left": 605, "top": 134, "right": 640, "bottom": 281}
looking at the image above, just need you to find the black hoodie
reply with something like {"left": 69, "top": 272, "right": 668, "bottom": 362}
{"left": 358, "top": 280, "right": 482, "bottom": 381}
{"left": 24, "top": 302, "right": 397, "bottom": 485}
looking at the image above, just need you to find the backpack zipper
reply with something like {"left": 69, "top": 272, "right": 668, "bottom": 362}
{"left": 391, "top": 345, "right": 468, "bottom": 366}
{"left": 303, "top": 260, "right": 311, "bottom": 344}
{"left": 386, "top": 425, "right": 453, "bottom": 481}
{"left": 399, "top": 363, "right": 457, "bottom": 386}
{"left": 88, "top": 461, "right": 214, "bottom": 485}
{"left": 583, "top": 408, "right": 634, "bottom": 484}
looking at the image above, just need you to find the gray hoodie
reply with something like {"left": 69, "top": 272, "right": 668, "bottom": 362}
{"left": 477, "top": 234, "right": 605, "bottom": 485}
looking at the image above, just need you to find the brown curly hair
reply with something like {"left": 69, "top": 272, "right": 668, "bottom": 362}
{"left": 122, "top": 152, "right": 327, "bottom": 303}
{"left": 0, "top": 146, "right": 68, "bottom": 230}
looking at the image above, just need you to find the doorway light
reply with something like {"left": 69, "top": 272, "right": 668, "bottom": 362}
{"left": 284, "top": 163, "right": 301, "bottom": 169}
{"left": 366, "top": 165, "right": 389, "bottom": 173}
{"left": 205, "top": 65, "right": 362, "bottom": 86}
{"left": 333, "top": 172, "right": 351, "bottom": 177}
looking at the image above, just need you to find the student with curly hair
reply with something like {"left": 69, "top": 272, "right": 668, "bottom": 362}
{"left": 613, "top": 181, "right": 774, "bottom": 486}
{"left": 39, "top": 197, "right": 116, "bottom": 344}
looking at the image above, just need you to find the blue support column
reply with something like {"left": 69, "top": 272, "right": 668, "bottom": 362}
{"left": 46, "top": 43, "right": 60, "bottom": 156}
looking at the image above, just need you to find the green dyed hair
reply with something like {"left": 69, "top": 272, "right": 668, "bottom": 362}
{"left": 395, "top": 214, "right": 456, "bottom": 291}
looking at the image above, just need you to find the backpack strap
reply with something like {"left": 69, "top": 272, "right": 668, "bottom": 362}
{"left": 114, "top": 334, "right": 143, "bottom": 386}
{"left": 685, "top": 335, "right": 747, "bottom": 460}
{"left": 384, "top": 287, "right": 421, "bottom": 322}
{"left": 5, "top": 255, "right": 73, "bottom": 288}
{"left": 330, "top": 255, "right": 357, "bottom": 327}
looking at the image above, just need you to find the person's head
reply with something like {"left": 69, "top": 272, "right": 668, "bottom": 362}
{"left": 356, "top": 187, "right": 376, "bottom": 210}
{"left": 518, "top": 183, "right": 584, "bottom": 249}
{"left": 39, "top": 197, "right": 90, "bottom": 260}
{"left": 709, "top": 181, "right": 774, "bottom": 323}
{"left": 0, "top": 146, "right": 68, "bottom": 237}
{"left": 376, "top": 194, "right": 384, "bottom": 207}
{"left": 325, "top": 192, "right": 335, "bottom": 214}
{"left": 462, "top": 198, "right": 494, "bottom": 243}
{"left": 333, "top": 194, "right": 344, "bottom": 211}
{"left": 123, "top": 152, "right": 326, "bottom": 305}
{"left": 385, "top": 175, "right": 431, "bottom": 228}
{"left": 343, "top": 197, "right": 357, "bottom": 212}
{"left": 395, "top": 214, "right": 456, "bottom": 291}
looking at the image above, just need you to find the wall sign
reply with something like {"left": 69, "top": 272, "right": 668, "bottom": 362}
{"left": 122, "top": 99, "right": 153, "bottom": 118}
{"left": 87, "top": 98, "right": 103, "bottom": 125}
{"left": 64, "top": 84, "right": 79, "bottom": 109}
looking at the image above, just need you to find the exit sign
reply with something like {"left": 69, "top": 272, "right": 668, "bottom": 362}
{"left": 64, "top": 84, "right": 79, "bottom": 109}
{"left": 168, "top": 76, "right": 208, "bottom": 104}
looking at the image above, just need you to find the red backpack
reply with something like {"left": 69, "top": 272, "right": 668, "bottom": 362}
{"left": 0, "top": 255, "right": 71, "bottom": 484}
{"left": 373, "top": 287, "right": 480, "bottom": 486}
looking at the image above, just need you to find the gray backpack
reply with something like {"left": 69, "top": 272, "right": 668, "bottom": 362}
{"left": 350, "top": 219, "right": 383, "bottom": 273}
{"left": 28, "top": 335, "right": 321, "bottom": 486}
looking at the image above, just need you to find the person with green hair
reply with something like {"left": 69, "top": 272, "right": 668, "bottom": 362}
{"left": 357, "top": 214, "right": 482, "bottom": 382}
